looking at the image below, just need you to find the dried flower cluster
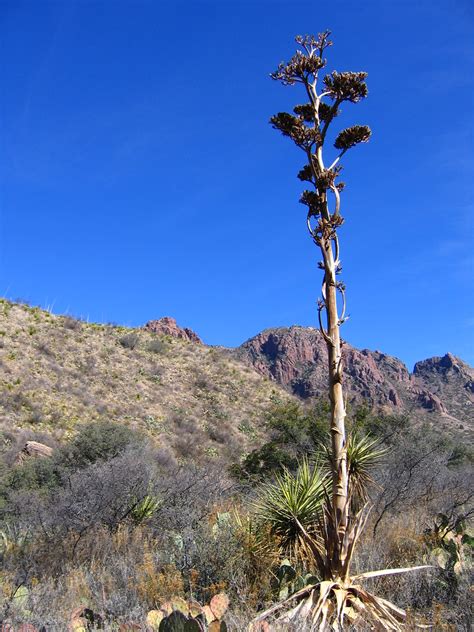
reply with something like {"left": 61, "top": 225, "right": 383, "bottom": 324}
{"left": 270, "top": 31, "right": 371, "bottom": 236}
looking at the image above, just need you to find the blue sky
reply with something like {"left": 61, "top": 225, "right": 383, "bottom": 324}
{"left": 1, "top": 0, "right": 473, "bottom": 369}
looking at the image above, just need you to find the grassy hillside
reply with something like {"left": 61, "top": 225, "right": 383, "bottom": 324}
{"left": 0, "top": 299, "right": 294, "bottom": 463}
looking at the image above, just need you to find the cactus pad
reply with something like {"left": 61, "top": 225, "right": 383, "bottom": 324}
{"left": 147, "top": 609, "right": 165, "bottom": 629}
{"left": 202, "top": 605, "right": 215, "bottom": 624}
{"left": 68, "top": 619, "right": 88, "bottom": 632}
{"left": 209, "top": 593, "right": 229, "bottom": 620}
{"left": 160, "top": 601, "right": 174, "bottom": 616}
{"left": 159, "top": 611, "right": 203, "bottom": 631}
{"left": 187, "top": 599, "right": 203, "bottom": 618}
{"left": 170, "top": 596, "right": 190, "bottom": 614}
{"left": 208, "top": 622, "right": 228, "bottom": 632}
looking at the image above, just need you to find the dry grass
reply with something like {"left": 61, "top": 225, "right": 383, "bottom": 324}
{"left": 1, "top": 505, "right": 470, "bottom": 630}
{"left": 0, "top": 299, "right": 294, "bottom": 463}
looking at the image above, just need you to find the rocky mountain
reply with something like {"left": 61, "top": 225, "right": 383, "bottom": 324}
{"left": 414, "top": 353, "right": 474, "bottom": 425}
{"left": 144, "top": 316, "right": 202, "bottom": 344}
{"left": 237, "top": 326, "right": 473, "bottom": 435}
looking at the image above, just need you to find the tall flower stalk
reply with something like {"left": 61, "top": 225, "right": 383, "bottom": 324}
{"left": 270, "top": 30, "right": 370, "bottom": 569}
{"left": 250, "top": 32, "right": 431, "bottom": 630}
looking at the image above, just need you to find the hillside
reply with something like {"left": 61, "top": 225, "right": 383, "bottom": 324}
{"left": 0, "top": 299, "right": 294, "bottom": 462}
{"left": 1, "top": 300, "right": 472, "bottom": 462}
{"left": 237, "top": 325, "right": 473, "bottom": 436}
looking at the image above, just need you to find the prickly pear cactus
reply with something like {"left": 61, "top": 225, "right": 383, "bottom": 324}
{"left": 209, "top": 593, "right": 229, "bottom": 621}
{"left": 158, "top": 610, "right": 203, "bottom": 631}
{"left": 208, "top": 622, "right": 227, "bottom": 632}
{"left": 270, "top": 560, "right": 317, "bottom": 601}
{"left": 154, "top": 592, "right": 230, "bottom": 631}
{"left": 201, "top": 605, "right": 214, "bottom": 625}
{"left": 187, "top": 600, "right": 203, "bottom": 618}
{"left": 69, "top": 618, "right": 88, "bottom": 632}
{"left": 147, "top": 609, "right": 165, "bottom": 630}
{"left": 428, "top": 512, "right": 474, "bottom": 576}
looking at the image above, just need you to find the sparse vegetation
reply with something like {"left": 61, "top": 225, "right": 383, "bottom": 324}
{"left": 0, "top": 301, "right": 287, "bottom": 463}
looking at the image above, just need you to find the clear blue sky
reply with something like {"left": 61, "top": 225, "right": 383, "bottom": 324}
{"left": 1, "top": 0, "right": 473, "bottom": 369}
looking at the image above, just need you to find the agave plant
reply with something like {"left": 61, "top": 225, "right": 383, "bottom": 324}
{"left": 130, "top": 493, "right": 160, "bottom": 525}
{"left": 250, "top": 30, "right": 432, "bottom": 630}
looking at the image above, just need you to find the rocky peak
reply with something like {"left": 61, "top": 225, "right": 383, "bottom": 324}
{"left": 237, "top": 326, "right": 473, "bottom": 429}
{"left": 412, "top": 353, "right": 473, "bottom": 423}
{"left": 238, "top": 326, "right": 327, "bottom": 390}
{"left": 414, "top": 353, "right": 468, "bottom": 377}
{"left": 238, "top": 326, "right": 410, "bottom": 409}
{"left": 143, "top": 317, "right": 202, "bottom": 344}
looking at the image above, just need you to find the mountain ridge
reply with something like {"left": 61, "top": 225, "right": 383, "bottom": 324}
{"left": 235, "top": 324, "right": 473, "bottom": 435}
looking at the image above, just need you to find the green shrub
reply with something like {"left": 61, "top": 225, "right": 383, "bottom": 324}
{"left": 147, "top": 339, "right": 167, "bottom": 354}
{"left": 119, "top": 332, "right": 140, "bottom": 350}
{"left": 58, "top": 420, "right": 143, "bottom": 469}
{"left": 231, "top": 442, "right": 296, "bottom": 481}
{"left": 230, "top": 402, "right": 328, "bottom": 482}
{"left": 2, "top": 455, "right": 61, "bottom": 495}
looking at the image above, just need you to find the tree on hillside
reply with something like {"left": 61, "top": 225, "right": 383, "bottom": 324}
{"left": 252, "top": 32, "right": 430, "bottom": 630}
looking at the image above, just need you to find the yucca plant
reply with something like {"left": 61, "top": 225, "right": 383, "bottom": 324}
{"left": 256, "top": 458, "right": 328, "bottom": 569}
{"left": 324, "top": 432, "right": 387, "bottom": 511}
{"left": 250, "top": 32, "right": 431, "bottom": 630}
{"left": 130, "top": 493, "right": 160, "bottom": 525}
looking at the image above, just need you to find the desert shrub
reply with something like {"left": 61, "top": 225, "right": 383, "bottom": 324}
{"left": 50, "top": 448, "right": 153, "bottom": 531}
{"left": 1, "top": 456, "right": 61, "bottom": 496}
{"left": 147, "top": 339, "right": 167, "bottom": 354}
{"left": 208, "top": 424, "right": 230, "bottom": 444}
{"left": 231, "top": 442, "right": 296, "bottom": 481}
{"left": 173, "top": 431, "right": 203, "bottom": 458}
{"left": 61, "top": 315, "right": 83, "bottom": 330}
{"left": 58, "top": 420, "right": 143, "bottom": 469}
{"left": 193, "top": 370, "right": 218, "bottom": 392}
{"left": 348, "top": 406, "right": 409, "bottom": 440}
{"left": 0, "top": 422, "right": 146, "bottom": 521}
{"left": 371, "top": 425, "right": 473, "bottom": 537}
{"left": 231, "top": 401, "right": 328, "bottom": 482}
{"left": 118, "top": 332, "right": 139, "bottom": 350}
{"left": 36, "top": 341, "right": 54, "bottom": 356}
{"left": 1, "top": 447, "right": 157, "bottom": 580}
{"left": 447, "top": 443, "right": 474, "bottom": 467}
{"left": 25, "top": 407, "right": 45, "bottom": 424}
